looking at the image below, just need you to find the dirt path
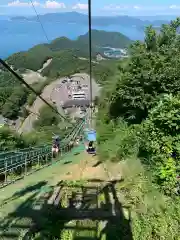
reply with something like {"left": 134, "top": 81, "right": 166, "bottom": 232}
{"left": 0, "top": 149, "right": 123, "bottom": 239}
{"left": 38, "top": 58, "right": 52, "bottom": 73}
{"left": 0, "top": 151, "right": 100, "bottom": 208}
{"left": 78, "top": 57, "right": 99, "bottom": 64}
{"left": 22, "top": 59, "right": 52, "bottom": 85}
{"left": 0, "top": 151, "right": 121, "bottom": 216}
{"left": 58, "top": 154, "right": 108, "bottom": 182}
{"left": 0, "top": 151, "right": 84, "bottom": 215}
{"left": 22, "top": 70, "right": 46, "bottom": 85}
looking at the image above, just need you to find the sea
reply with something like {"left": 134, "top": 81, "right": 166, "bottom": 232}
{"left": 0, "top": 20, "right": 145, "bottom": 59}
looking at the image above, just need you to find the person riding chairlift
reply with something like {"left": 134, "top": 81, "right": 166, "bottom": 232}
{"left": 52, "top": 135, "right": 60, "bottom": 157}
{"left": 87, "top": 141, "right": 95, "bottom": 153}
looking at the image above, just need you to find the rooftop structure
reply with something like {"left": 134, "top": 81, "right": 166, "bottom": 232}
{"left": 62, "top": 100, "right": 90, "bottom": 109}
{"left": 51, "top": 74, "right": 99, "bottom": 117}
{"left": 71, "top": 90, "right": 86, "bottom": 100}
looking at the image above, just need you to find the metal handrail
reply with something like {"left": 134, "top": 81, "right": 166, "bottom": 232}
{"left": 0, "top": 119, "right": 85, "bottom": 167}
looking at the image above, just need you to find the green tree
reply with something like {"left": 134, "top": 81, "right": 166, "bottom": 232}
{"left": 96, "top": 18, "right": 180, "bottom": 240}
{"left": 6, "top": 44, "right": 52, "bottom": 71}
{"left": 140, "top": 94, "right": 180, "bottom": 194}
{"left": 33, "top": 105, "right": 60, "bottom": 129}
{"left": 27, "top": 93, "right": 36, "bottom": 106}
{"left": 0, "top": 127, "right": 27, "bottom": 151}
{"left": 109, "top": 18, "right": 180, "bottom": 124}
{"left": 2, "top": 86, "right": 28, "bottom": 119}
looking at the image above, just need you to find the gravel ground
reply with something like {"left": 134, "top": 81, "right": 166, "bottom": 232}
{"left": 18, "top": 77, "right": 66, "bottom": 134}
{"left": 18, "top": 73, "right": 100, "bottom": 134}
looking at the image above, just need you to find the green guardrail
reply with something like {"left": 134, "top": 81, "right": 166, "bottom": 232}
{"left": 0, "top": 151, "right": 23, "bottom": 158}
{"left": 0, "top": 117, "right": 86, "bottom": 172}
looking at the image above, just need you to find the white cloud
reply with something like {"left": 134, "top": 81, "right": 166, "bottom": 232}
{"left": 32, "top": 1, "right": 41, "bottom": 7}
{"left": 7, "top": 0, "right": 41, "bottom": 7}
{"left": 169, "top": 5, "right": 180, "bottom": 9}
{"left": 6, "top": 0, "right": 66, "bottom": 9}
{"left": 5, "top": 2, "right": 180, "bottom": 14}
{"left": 103, "top": 4, "right": 180, "bottom": 12}
{"left": 44, "top": 1, "right": 66, "bottom": 9}
{"left": 104, "top": 4, "right": 141, "bottom": 11}
{"left": 72, "top": 3, "right": 88, "bottom": 10}
{"left": 103, "top": 5, "right": 129, "bottom": 10}
{"left": 8, "top": 0, "right": 30, "bottom": 7}
{"left": 133, "top": 6, "right": 141, "bottom": 10}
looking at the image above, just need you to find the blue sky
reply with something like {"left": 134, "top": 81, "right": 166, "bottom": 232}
{"left": 0, "top": 0, "right": 180, "bottom": 16}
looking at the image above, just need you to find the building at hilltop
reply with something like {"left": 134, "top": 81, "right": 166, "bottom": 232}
{"left": 71, "top": 90, "right": 86, "bottom": 100}
{"left": 62, "top": 100, "right": 90, "bottom": 109}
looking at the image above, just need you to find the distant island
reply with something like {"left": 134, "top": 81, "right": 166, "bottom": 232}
{"left": 1, "top": 12, "right": 173, "bottom": 60}
{"left": 10, "top": 11, "right": 170, "bottom": 28}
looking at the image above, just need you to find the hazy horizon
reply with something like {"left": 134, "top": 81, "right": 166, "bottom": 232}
{"left": 0, "top": 12, "right": 179, "bottom": 19}
{"left": 1, "top": 0, "right": 180, "bottom": 17}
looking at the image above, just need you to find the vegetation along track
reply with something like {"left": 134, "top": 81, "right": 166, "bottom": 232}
{"left": 0, "top": 119, "right": 85, "bottom": 188}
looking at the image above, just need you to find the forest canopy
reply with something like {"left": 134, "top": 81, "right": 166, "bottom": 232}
{"left": 97, "top": 18, "right": 180, "bottom": 239}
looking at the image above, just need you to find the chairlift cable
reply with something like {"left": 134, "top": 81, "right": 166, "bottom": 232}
{"left": 30, "top": 0, "right": 93, "bottom": 129}
{"left": 0, "top": 94, "right": 83, "bottom": 139}
{"left": 29, "top": 0, "right": 50, "bottom": 43}
{"left": 29, "top": 0, "right": 85, "bottom": 129}
{"left": 0, "top": 59, "right": 74, "bottom": 125}
{"left": 88, "top": 0, "right": 93, "bottom": 129}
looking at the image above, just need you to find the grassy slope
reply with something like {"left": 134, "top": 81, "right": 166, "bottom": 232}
{"left": 0, "top": 151, "right": 125, "bottom": 240}
{"left": 0, "top": 145, "right": 85, "bottom": 213}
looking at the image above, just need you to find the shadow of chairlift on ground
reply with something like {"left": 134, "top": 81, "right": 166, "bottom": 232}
{"left": 0, "top": 180, "right": 133, "bottom": 240}
{"left": 0, "top": 180, "right": 47, "bottom": 208}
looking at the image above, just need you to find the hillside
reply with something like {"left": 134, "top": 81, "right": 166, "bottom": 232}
{"left": 7, "top": 44, "right": 52, "bottom": 71}
{"left": 78, "top": 29, "right": 131, "bottom": 48}
{"left": 0, "top": 29, "right": 121, "bottom": 121}
{"left": 6, "top": 29, "right": 131, "bottom": 71}
{"left": 97, "top": 18, "right": 180, "bottom": 239}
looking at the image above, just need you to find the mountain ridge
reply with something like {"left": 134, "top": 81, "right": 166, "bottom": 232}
{"left": 6, "top": 29, "right": 131, "bottom": 72}
{"left": 10, "top": 11, "right": 170, "bottom": 27}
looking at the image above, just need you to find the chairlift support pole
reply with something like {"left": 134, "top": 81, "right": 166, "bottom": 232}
{"left": 88, "top": 0, "right": 93, "bottom": 129}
